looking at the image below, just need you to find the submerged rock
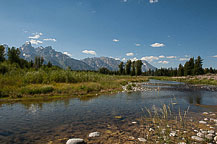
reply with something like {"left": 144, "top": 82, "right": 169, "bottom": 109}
{"left": 66, "top": 138, "right": 85, "bottom": 144}
{"left": 199, "top": 121, "right": 207, "bottom": 124}
{"left": 169, "top": 131, "right": 176, "bottom": 137}
{"left": 191, "top": 136, "right": 204, "bottom": 142}
{"left": 197, "top": 132, "right": 204, "bottom": 137}
{"left": 138, "top": 138, "right": 147, "bottom": 142}
{"left": 89, "top": 132, "right": 100, "bottom": 137}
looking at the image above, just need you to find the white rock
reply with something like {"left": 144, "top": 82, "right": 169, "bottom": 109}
{"left": 178, "top": 142, "right": 186, "bottom": 144}
{"left": 132, "top": 121, "right": 137, "bottom": 124}
{"left": 138, "top": 138, "right": 147, "bottom": 142}
{"left": 149, "top": 128, "right": 154, "bottom": 132}
{"left": 208, "top": 130, "right": 215, "bottom": 134}
{"left": 204, "top": 118, "right": 208, "bottom": 121}
{"left": 89, "top": 132, "right": 100, "bottom": 137}
{"left": 66, "top": 138, "right": 84, "bottom": 144}
{"left": 203, "top": 112, "right": 209, "bottom": 115}
{"left": 169, "top": 131, "right": 176, "bottom": 137}
{"left": 197, "top": 132, "right": 204, "bottom": 137}
{"left": 194, "top": 130, "right": 198, "bottom": 133}
{"left": 214, "top": 136, "right": 217, "bottom": 141}
{"left": 191, "top": 136, "right": 204, "bottom": 142}
{"left": 199, "top": 121, "right": 207, "bottom": 124}
{"left": 201, "top": 130, "right": 208, "bottom": 134}
{"left": 205, "top": 134, "right": 213, "bottom": 140}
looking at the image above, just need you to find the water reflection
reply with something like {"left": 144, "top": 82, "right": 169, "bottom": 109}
{"left": 0, "top": 80, "right": 216, "bottom": 144}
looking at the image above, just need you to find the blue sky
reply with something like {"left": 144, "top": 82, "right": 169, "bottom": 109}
{"left": 0, "top": 0, "right": 217, "bottom": 68}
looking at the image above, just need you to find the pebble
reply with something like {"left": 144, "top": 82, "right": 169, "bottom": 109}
{"left": 205, "top": 134, "right": 213, "bottom": 140}
{"left": 138, "top": 138, "right": 147, "bottom": 142}
{"left": 66, "top": 138, "right": 85, "bottom": 144}
{"left": 169, "top": 131, "right": 176, "bottom": 137}
{"left": 199, "top": 121, "right": 207, "bottom": 124}
{"left": 149, "top": 128, "right": 154, "bottom": 132}
{"left": 214, "top": 136, "right": 217, "bottom": 141}
{"left": 204, "top": 118, "right": 208, "bottom": 121}
{"left": 201, "top": 130, "right": 208, "bottom": 134}
{"left": 132, "top": 121, "right": 137, "bottom": 124}
{"left": 178, "top": 142, "right": 186, "bottom": 144}
{"left": 197, "top": 132, "right": 204, "bottom": 137}
{"left": 208, "top": 130, "right": 214, "bottom": 134}
{"left": 194, "top": 130, "right": 198, "bottom": 133}
{"left": 89, "top": 132, "right": 100, "bottom": 137}
{"left": 191, "top": 136, "right": 204, "bottom": 142}
{"left": 203, "top": 112, "right": 209, "bottom": 115}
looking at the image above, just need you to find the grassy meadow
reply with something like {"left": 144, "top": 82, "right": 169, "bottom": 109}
{"left": 0, "top": 62, "right": 148, "bottom": 100}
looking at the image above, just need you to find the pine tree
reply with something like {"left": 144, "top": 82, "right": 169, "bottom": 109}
{"left": 7, "top": 47, "right": 21, "bottom": 64}
{"left": 118, "top": 62, "right": 124, "bottom": 75}
{"left": 178, "top": 64, "right": 184, "bottom": 76}
{"left": 193, "top": 56, "right": 203, "bottom": 75}
{"left": 131, "top": 61, "right": 135, "bottom": 76}
{"left": 135, "top": 60, "right": 143, "bottom": 76}
{"left": 47, "top": 61, "right": 52, "bottom": 68}
{"left": 0, "top": 45, "right": 5, "bottom": 62}
{"left": 125, "top": 60, "right": 132, "bottom": 75}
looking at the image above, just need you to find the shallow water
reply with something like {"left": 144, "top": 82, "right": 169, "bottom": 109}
{"left": 0, "top": 80, "right": 216, "bottom": 144}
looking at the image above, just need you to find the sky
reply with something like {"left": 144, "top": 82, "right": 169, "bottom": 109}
{"left": 0, "top": 0, "right": 217, "bottom": 68}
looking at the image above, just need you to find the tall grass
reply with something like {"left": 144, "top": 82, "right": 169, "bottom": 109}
{"left": 0, "top": 65, "right": 148, "bottom": 98}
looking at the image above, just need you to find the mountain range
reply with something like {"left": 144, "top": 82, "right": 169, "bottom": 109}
{"left": 3, "top": 42, "right": 157, "bottom": 71}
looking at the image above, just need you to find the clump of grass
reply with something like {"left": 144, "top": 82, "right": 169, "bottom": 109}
{"left": 21, "top": 86, "right": 54, "bottom": 95}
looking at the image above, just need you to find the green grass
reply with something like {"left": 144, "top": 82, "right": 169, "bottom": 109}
{"left": 0, "top": 65, "right": 149, "bottom": 99}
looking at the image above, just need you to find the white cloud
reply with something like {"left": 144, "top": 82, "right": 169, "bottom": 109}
{"left": 212, "top": 55, "right": 217, "bottom": 58}
{"left": 82, "top": 50, "right": 96, "bottom": 55}
{"left": 63, "top": 52, "right": 72, "bottom": 57}
{"left": 114, "top": 58, "right": 120, "bottom": 60}
{"left": 113, "top": 39, "right": 119, "bottom": 42}
{"left": 131, "top": 57, "right": 138, "bottom": 61}
{"left": 135, "top": 43, "right": 141, "bottom": 47}
{"left": 166, "top": 56, "right": 176, "bottom": 59}
{"left": 179, "top": 58, "right": 190, "bottom": 61}
{"left": 150, "top": 43, "right": 165, "bottom": 48}
{"left": 149, "top": 0, "right": 158, "bottom": 3}
{"left": 126, "top": 52, "right": 134, "bottom": 56}
{"left": 141, "top": 56, "right": 159, "bottom": 62}
{"left": 158, "top": 61, "right": 169, "bottom": 64}
{"left": 39, "top": 33, "right": 43, "bottom": 35}
{"left": 43, "top": 38, "right": 57, "bottom": 42}
{"left": 29, "top": 34, "right": 40, "bottom": 39}
{"left": 159, "top": 55, "right": 165, "bottom": 58}
{"left": 29, "top": 39, "right": 43, "bottom": 45}
{"left": 122, "top": 0, "right": 127, "bottom": 2}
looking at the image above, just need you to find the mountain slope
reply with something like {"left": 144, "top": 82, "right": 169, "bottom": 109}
{"left": 82, "top": 57, "right": 157, "bottom": 72}
{"left": 3, "top": 42, "right": 157, "bottom": 71}
{"left": 82, "top": 57, "right": 121, "bottom": 71}
{"left": 19, "top": 42, "right": 94, "bottom": 70}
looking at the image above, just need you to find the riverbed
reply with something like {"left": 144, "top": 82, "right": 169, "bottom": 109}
{"left": 0, "top": 80, "right": 216, "bottom": 144}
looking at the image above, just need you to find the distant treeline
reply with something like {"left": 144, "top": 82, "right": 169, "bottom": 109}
{"left": 0, "top": 45, "right": 216, "bottom": 76}
{"left": 143, "top": 56, "right": 217, "bottom": 76}
{"left": 101, "top": 56, "right": 217, "bottom": 76}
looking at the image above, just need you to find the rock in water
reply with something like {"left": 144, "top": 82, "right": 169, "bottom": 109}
{"left": 66, "top": 138, "right": 85, "bottom": 144}
{"left": 191, "top": 136, "right": 204, "bottom": 142}
{"left": 89, "top": 132, "right": 100, "bottom": 137}
{"left": 138, "top": 138, "right": 147, "bottom": 142}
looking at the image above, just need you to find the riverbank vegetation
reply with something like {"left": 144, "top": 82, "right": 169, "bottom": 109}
{"left": 0, "top": 45, "right": 148, "bottom": 99}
